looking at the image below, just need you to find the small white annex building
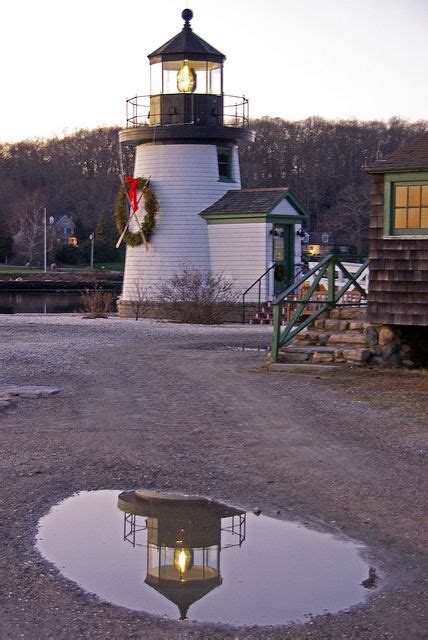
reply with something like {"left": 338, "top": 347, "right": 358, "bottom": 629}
{"left": 118, "top": 10, "right": 307, "bottom": 316}
{"left": 200, "top": 188, "right": 305, "bottom": 302}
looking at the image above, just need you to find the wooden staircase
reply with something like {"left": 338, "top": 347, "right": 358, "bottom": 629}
{"left": 248, "top": 299, "right": 319, "bottom": 326}
{"left": 248, "top": 301, "right": 275, "bottom": 325}
{"left": 270, "top": 255, "right": 370, "bottom": 362}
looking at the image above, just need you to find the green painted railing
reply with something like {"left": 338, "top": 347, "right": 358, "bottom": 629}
{"left": 271, "top": 255, "right": 370, "bottom": 362}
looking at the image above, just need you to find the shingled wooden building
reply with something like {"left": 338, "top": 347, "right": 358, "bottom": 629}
{"left": 365, "top": 132, "right": 428, "bottom": 362}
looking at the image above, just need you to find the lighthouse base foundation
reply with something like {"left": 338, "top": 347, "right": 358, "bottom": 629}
{"left": 117, "top": 300, "right": 259, "bottom": 323}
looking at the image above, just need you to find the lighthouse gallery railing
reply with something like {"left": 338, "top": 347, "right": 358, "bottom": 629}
{"left": 125, "top": 94, "right": 250, "bottom": 128}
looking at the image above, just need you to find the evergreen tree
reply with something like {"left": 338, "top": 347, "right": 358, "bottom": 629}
{"left": 74, "top": 217, "right": 86, "bottom": 244}
{"left": 94, "top": 211, "right": 123, "bottom": 263}
{"left": 0, "top": 215, "right": 13, "bottom": 262}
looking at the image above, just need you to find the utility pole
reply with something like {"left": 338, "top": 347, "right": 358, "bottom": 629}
{"left": 43, "top": 207, "right": 47, "bottom": 273}
{"left": 89, "top": 233, "right": 95, "bottom": 269}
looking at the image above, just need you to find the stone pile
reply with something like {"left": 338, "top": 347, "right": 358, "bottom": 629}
{"left": 277, "top": 307, "right": 414, "bottom": 367}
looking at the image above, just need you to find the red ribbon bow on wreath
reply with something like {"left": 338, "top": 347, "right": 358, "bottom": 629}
{"left": 125, "top": 176, "right": 139, "bottom": 212}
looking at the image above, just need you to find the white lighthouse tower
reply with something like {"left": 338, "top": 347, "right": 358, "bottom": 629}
{"left": 118, "top": 9, "right": 254, "bottom": 315}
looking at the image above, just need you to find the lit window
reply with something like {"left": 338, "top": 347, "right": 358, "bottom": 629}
{"left": 393, "top": 184, "right": 428, "bottom": 231}
{"left": 384, "top": 176, "right": 428, "bottom": 237}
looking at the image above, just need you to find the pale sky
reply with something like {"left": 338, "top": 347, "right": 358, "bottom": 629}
{"left": 0, "top": 0, "right": 427, "bottom": 142}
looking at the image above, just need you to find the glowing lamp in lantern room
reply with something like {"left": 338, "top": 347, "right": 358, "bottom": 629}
{"left": 174, "top": 541, "right": 193, "bottom": 577}
{"left": 177, "top": 61, "right": 196, "bottom": 93}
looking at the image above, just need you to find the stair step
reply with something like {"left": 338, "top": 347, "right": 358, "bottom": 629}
{"left": 283, "top": 345, "right": 337, "bottom": 353}
{"left": 271, "top": 362, "right": 341, "bottom": 371}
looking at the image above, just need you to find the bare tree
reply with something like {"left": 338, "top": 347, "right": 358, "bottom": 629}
{"left": 11, "top": 191, "right": 53, "bottom": 265}
{"left": 321, "top": 184, "right": 371, "bottom": 255}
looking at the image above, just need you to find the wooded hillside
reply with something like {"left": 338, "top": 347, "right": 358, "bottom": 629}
{"left": 0, "top": 117, "right": 426, "bottom": 263}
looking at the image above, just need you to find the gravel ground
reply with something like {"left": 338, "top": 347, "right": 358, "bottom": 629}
{"left": 0, "top": 315, "right": 426, "bottom": 639}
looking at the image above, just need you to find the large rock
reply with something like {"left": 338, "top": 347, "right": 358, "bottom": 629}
{"left": 312, "top": 351, "right": 334, "bottom": 363}
{"left": 342, "top": 348, "right": 371, "bottom": 363}
{"left": 339, "top": 308, "right": 366, "bottom": 320}
{"left": 324, "top": 319, "right": 341, "bottom": 331}
{"left": 0, "top": 385, "right": 62, "bottom": 397}
{"left": 365, "top": 328, "right": 379, "bottom": 346}
{"left": 328, "top": 332, "right": 367, "bottom": 345}
{"left": 378, "top": 326, "right": 395, "bottom": 346}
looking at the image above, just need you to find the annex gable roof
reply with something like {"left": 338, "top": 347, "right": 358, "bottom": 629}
{"left": 199, "top": 188, "right": 308, "bottom": 219}
{"left": 365, "top": 132, "right": 428, "bottom": 173}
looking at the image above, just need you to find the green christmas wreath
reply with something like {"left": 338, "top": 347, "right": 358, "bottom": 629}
{"left": 114, "top": 177, "right": 159, "bottom": 246}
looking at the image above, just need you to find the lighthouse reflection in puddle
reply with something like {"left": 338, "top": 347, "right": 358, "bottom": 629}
{"left": 117, "top": 490, "right": 246, "bottom": 621}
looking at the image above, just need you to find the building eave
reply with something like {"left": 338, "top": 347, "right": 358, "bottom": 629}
{"left": 200, "top": 213, "right": 305, "bottom": 224}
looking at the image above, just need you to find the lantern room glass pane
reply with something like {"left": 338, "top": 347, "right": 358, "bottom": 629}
{"left": 421, "top": 208, "right": 428, "bottom": 227}
{"left": 408, "top": 185, "right": 421, "bottom": 206}
{"left": 147, "top": 544, "right": 160, "bottom": 577}
{"left": 394, "top": 186, "right": 407, "bottom": 207}
{"left": 422, "top": 186, "right": 428, "bottom": 206}
{"left": 206, "top": 546, "right": 219, "bottom": 570}
{"left": 163, "top": 63, "right": 179, "bottom": 94}
{"left": 209, "top": 65, "right": 222, "bottom": 94}
{"left": 150, "top": 62, "right": 162, "bottom": 95}
{"left": 193, "top": 548, "right": 204, "bottom": 566}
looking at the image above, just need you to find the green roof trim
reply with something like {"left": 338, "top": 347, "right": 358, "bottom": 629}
{"left": 202, "top": 213, "right": 305, "bottom": 224}
{"left": 283, "top": 192, "right": 309, "bottom": 217}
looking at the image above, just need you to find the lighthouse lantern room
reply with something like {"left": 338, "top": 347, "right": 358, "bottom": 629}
{"left": 118, "top": 9, "right": 306, "bottom": 318}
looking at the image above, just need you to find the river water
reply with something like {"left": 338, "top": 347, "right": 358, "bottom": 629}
{"left": 0, "top": 290, "right": 119, "bottom": 314}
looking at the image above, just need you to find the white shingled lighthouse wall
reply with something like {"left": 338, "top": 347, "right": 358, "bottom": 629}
{"left": 121, "top": 144, "right": 241, "bottom": 301}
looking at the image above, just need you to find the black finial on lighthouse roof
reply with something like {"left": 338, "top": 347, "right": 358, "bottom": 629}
{"left": 182, "top": 8, "right": 193, "bottom": 26}
{"left": 148, "top": 8, "right": 225, "bottom": 63}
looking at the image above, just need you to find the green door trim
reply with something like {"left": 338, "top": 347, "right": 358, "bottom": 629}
{"left": 273, "top": 223, "right": 295, "bottom": 294}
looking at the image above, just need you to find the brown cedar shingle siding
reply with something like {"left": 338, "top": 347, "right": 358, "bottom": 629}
{"left": 368, "top": 174, "right": 428, "bottom": 326}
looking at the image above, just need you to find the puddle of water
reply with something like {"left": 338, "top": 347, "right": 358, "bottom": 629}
{"left": 36, "top": 490, "right": 371, "bottom": 627}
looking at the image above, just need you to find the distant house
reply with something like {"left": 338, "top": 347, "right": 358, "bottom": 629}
{"left": 54, "top": 215, "right": 77, "bottom": 246}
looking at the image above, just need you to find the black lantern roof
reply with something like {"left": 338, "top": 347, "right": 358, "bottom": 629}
{"left": 146, "top": 575, "right": 222, "bottom": 621}
{"left": 148, "top": 9, "right": 225, "bottom": 64}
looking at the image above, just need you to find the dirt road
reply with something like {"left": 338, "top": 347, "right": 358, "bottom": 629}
{"left": 0, "top": 316, "right": 426, "bottom": 639}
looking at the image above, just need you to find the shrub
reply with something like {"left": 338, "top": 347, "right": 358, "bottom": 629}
{"left": 55, "top": 244, "right": 83, "bottom": 265}
{"left": 128, "top": 283, "right": 152, "bottom": 320}
{"left": 81, "top": 284, "right": 115, "bottom": 318}
{"left": 157, "top": 264, "right": 239, "bottom": 324}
